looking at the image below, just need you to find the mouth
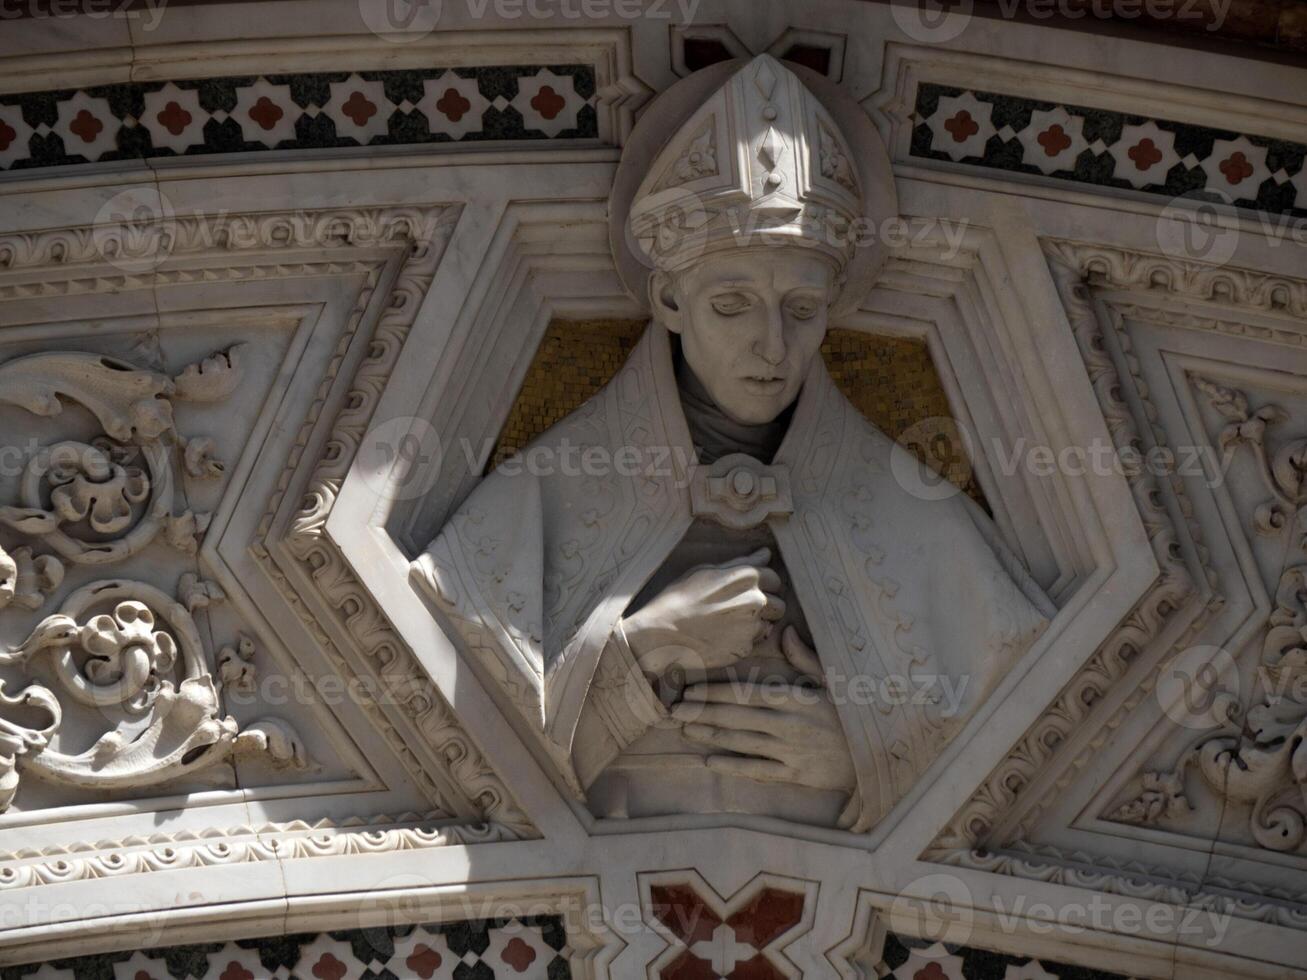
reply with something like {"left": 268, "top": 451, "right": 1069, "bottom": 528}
{"left": 741, "top": 375, "right": 786, "bottom": 395}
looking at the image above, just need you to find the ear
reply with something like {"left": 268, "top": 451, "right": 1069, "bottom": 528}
{"left": 649, "top": 270, "right": 685, "bottom": 334}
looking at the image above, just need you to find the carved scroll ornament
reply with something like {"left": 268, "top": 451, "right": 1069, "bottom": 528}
{"left": 1110, "top": 379, "right": 1307, "bottom": 851}
{"left": 0, "top": 346, "right": 306, "bottom": 810}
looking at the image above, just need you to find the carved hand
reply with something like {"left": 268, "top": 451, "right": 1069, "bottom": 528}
{"left": 620, "top": 547, "right": 785, "bottom": 678}
{"left": 671, "top": 626, "right": 856, "bottom": 795}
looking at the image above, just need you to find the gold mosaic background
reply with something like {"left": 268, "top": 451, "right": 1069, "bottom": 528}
{"left": 489, "top": 319, "right": 984, "bottom": 504}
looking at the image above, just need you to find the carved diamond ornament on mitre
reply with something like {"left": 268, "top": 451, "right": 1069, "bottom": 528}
{"left": 627, "top": 54, "right": 864, "bottom": 275}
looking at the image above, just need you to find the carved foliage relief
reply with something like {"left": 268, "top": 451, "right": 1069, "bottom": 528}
{"left": 1111, "top": 376, "right": 1307, "bottom": 853}
{"left": 0, "top": 347, "right": 306, "bottom": 811}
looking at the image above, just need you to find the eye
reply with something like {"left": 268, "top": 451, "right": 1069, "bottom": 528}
{"left": 710, "top": 292, "right": 753, "bottom": 316}
{"left": 785, "top": 297, "right": 821, "bottom": 320}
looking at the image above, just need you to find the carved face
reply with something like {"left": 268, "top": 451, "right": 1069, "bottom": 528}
{"left": 656, "top": 248, "right": 836, "bottom": 425}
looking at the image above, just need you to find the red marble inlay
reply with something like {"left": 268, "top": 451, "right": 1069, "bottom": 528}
{"left": 69, "top": 108, "right": 104, "bottom": 144}
{"left": 663, "top": 952, "right": 719, "bottom": 980}
{"left": 341, "top": 91, "right": 378, "bottom": 127}
{"left": 1219, "top": 150, "right": 1255, "bottom": 185}
{"left": 0, "top": 118, "right": 15, "bottom": 152}
{"left": 914, "top": 963, "right": 949, "bottom": 980}
{"left": 248, "top": 96, "right": 285, "bottom": 132}
{"left": 310, "top": 952, "right": 348, "bottom": 980}
{"left": 530, "top": 85, "right": 566, "bottom": 121}
{"left": 650, "top": 884, "right": 722, "bottom": 946}
{"left": 435, "top": 87, "right": 472, "bottom": 122}
{"left": 651, "top": 881, "right": 806, "bottom": 979}
{"left": 500, "top": 936, "right": 538, "bottom": 972}
{"left": 405, "top": 943, "right": 444, "bottom": 978}
{"left": 943, "top": 110, "right": 979, "bottom": 143}
{"left": 727, "top": 888, "right": 805, "bottom": 947}
{"left": 1036, "top": 124, "right": 1072, "bottom": 157}
{"left": 1127, "top": 137, "right": 1164, "bottom": 170}
{"left": 157, "top": 100, "right": 192, "bottom": 136}
{"left": 729, "top": 954, "right": 788, "bottom": 980}
{"left": 218, "top": 962, "right": 255, "bottom": 980}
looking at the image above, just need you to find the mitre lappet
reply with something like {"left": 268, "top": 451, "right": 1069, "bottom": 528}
{"left": 414, "top": 54, "right": 1053, "bottom": 832}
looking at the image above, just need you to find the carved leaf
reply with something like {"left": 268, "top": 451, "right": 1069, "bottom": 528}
{"left": 1271, "top": 439, "right": 1307, "bottom": 501}
{"left": 0, "top": 546, "right": 64, "bottom": 612}
{"left": 0, "top": 352, "right": 175, "bottom": 443}
{"left": 163, "top": 510, "right": 210, "bottom": 553}
{"left": 1193, "top": 375, "right": 1249, "bottom": 421}
{"left": 217, "top": 634, "right": 257, "bottom": 693}
{"left": 179, "top": 572, "right": 225, "bottom": 612}
{"left": 235, "top": 718, "right": 309, "bottom": 768}
{"left": 173, "top": 344, "right": 247, "bottom": 402}
{"left": 183, "top": 437, "right": 224, "bottom": 479}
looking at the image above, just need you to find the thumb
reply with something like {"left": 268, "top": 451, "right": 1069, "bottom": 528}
{"left": 781, "top": 626, "right": 823, "bottom": 682}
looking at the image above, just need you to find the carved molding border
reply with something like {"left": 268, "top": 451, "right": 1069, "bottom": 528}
{"left": 930, "top": 245, "right": 1213, "bottom": 854}
{"left": 241, "top": 205, "right": 535, "bottom": 837}
{"left": 932, "top": 842, "right": 1307, "bottom": 931}
{"left": 0, "top": 811, "right": 510, "bottom": 892}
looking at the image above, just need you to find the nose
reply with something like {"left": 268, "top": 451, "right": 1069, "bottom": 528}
{"left": 752, "top": 302, "right": 786, "bottom": 366}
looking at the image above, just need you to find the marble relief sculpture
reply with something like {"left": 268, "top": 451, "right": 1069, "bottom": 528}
{"left": 414, "top": 55, "right": 1054, "bottom": 830}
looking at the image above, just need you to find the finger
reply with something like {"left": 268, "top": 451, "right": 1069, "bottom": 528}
{"left": 707, "top": 564, "right": 764, "bottom": 598}
{"left": 760, "top": 594, "right": 786, "bottom": 622}
{"left": 680, "top": 682, "right": 795, "bottom": 707}
{"left": 682, "top": 723, "right": 781, "bottom": 756}
{"left": 781, "top": 625, "right": 824, "bottom": 678}
{"left": 716, "top": 547, "right": 771, "bottom": 571}
{"left": 671, "top": 702, "right": 777, "bottom": 731}
{"left": 706, "top": 755, "right": 790, "bottom": 782}
{"left": 755, "top": 566, "right": 783, "bottom": 593}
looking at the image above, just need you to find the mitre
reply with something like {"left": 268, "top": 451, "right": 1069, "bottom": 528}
{"left": 611, "top": 53, "right": 897, "bottom": 317}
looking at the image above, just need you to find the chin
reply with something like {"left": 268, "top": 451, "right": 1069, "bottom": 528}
{"left": 721, "top": 396, "right": 788, "bottom": 426}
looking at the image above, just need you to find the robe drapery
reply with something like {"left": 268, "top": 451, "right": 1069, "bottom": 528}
{"left": 413, "top": 324, "right": 1052, "bottom": 830}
